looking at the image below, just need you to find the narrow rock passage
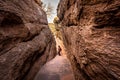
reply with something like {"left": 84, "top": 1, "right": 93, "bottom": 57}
{"left": 34, "top": 55, "right": 74, "bottom": 80}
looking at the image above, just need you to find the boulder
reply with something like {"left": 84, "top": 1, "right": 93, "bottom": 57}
{"left": 0, "top": 0, "right": 56, "bottom": 80}
{"left": 57, "top": 0, "right": 120, "bottom": 80}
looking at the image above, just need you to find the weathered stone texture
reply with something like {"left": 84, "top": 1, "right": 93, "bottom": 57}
{"left": 57, "top": 0, "right": 120, "bottom": 80}
{"left": 0, "top": 0, "right": 56, "bottom": 80}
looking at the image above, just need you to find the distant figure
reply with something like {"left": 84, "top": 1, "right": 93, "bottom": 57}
{"left": 57, "top": 46, "right": 62, "bottom": 56}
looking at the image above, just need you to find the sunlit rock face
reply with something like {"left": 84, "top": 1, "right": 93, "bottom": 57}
{"left": 0, "top": 0, "right": 56, "bottom": 80}
{"left": 57, "top": 0, "right": 120, "bottom": 80}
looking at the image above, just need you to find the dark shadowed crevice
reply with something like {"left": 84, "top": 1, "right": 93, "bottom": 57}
{"left": 0, "top": 10, "right": 23, "bottom": 27}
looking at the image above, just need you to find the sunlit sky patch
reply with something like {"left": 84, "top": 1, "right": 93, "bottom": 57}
{"left": 41, "top": 0, "right": 59, "bottom": 23}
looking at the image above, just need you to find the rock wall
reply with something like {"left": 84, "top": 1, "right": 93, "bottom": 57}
{"left": 57, "top": 0, "right": 120, "bottom": 80}
{"left": 0, "top": 0, "right": 56, "bottom": 80}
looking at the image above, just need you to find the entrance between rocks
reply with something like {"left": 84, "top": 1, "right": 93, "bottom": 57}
{"left": 34, "top": 0, "right": 74, "bottom": 80}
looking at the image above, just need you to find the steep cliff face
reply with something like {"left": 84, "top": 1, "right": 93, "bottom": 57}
{"left": 57, "top": 0, "right": 120, "bottom": 80}
{"left": 0, "top": 0, "right": 56, "bottom": 80}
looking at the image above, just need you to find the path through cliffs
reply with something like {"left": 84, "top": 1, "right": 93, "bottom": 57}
{"left": 34, "top": 55, "right": 75, "bottom": 80}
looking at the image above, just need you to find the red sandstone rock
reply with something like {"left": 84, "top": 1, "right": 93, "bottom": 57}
{"left": 57, "top": 0, "right": 120, "bottom": 80}
{"left": 0, "top": 0, "right": 56, "bottom": 80}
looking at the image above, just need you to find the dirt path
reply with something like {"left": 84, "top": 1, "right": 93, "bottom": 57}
{"left": 34, "top": 55, "right": 74, "bottom": 80}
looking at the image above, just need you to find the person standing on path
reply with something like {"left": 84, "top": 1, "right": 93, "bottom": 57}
{"left": 57, "top": 46, "right": 62, "bottom": 56}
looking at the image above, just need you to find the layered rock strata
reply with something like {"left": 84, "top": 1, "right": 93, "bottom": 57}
{"left": 57, "top": 0, "right": 120, "bottom": 80}
{"left": 0, "top": 0, "right": 56, "bottom": 80}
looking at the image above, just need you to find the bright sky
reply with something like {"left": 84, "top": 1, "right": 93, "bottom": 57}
{"left": 41, "top": 0, "right": 60, "bottom": 23}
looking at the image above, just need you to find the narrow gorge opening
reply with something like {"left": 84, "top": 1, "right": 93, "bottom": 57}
{"left": 34, "top": 0, "right": 75, "bottom": 80}
{"left": 35, "top": 0, "right": 120, "bottom": 80}
{"left": 0, "top": 0, "right": 120, "bottom": 80}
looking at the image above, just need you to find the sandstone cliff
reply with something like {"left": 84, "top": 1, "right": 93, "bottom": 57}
{"left": 0, "top": 0, "right": 56, "bottom": 80}
{"left": 57, "top": 0, "right": 120, "bottom": 80}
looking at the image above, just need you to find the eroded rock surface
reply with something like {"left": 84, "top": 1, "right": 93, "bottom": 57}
{"left": 57, "top": 0, "right": 120, "bottom": 80}
{"left": 0, "top": 0, "right": 56, "bottom": 80}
